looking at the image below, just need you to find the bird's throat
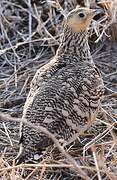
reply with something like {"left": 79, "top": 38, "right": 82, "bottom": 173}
{"left": 57, "top": 28, "right": 92, "bottom": 62}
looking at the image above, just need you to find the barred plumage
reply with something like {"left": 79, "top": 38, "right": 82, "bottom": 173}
{"left": 16, "top": 6, "right": 104, "bottom": 163}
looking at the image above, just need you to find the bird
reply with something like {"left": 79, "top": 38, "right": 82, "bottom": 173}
{"left": 16, "top": 6, "right": 104, "bottom": 163}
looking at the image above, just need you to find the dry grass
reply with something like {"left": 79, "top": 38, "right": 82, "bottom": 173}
{"left": 0, "top": 0, "right": 117, "bottom": 179}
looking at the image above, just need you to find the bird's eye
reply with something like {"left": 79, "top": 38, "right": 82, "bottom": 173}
{"left": 78, "top": 12, "right": 85, "bottom": 18}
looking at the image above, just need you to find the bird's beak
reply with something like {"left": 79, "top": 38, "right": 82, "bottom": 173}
{"left": 90, "top": 8, "right": 104, "bottom": 17}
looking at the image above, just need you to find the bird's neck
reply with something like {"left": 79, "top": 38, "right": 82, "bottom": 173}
{"left": 57, "top": 27, "right": 92, "bottom": 62}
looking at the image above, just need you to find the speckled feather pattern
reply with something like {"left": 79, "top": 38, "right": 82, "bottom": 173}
{"left": 16, "top": 8, "right": 104, "bottom": 163}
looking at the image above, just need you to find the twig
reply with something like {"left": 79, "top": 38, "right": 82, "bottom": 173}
{"left": 39, "top": 163, "right": 46, "bottom": 180}
{"left": 25, "top": 167, "right": 37, "bottom": 180}
{"left": 83, "top": 122, "right": 115, "bottom": 154}
{"left": 92, "top": 146, "right": 102, "bottom": 180}
{"left": 0, "top": 113, "right": 89, "bottom": 180}
{"left": 28, "top": 0, "right": 32, "bottom": 57}
{"left": 2, "top": 122, "right": 13, "bottom": 147}
{"left": 0, "top": 162, "right": 108, "bottom": 173}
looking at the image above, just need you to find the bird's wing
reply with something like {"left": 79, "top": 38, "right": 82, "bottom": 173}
{"left": 19, "top": 59, "right": 67, "bottom": 140}
{"left": 17, "top": 62, "right": 104, "bottom": 164}
{"left": 21, "top": 62, "right": 104, "bottom": 140}
{"left": 23, "top": 58, "right": 67, "bottom": 114}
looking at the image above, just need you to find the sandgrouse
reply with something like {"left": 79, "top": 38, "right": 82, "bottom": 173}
{"left": 16, "top": 6, "right": 104, "bottom": 163}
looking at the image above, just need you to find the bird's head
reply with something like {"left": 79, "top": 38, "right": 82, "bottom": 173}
{"left": 65, "top": 6, "right": 102, "bottom": 33}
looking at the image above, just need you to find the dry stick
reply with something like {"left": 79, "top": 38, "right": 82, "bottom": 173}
{"left": 0, "top": 113, "right": 89, "bottom": 180}
{"left": 83, "top": 122, "right": 115, "bottom": 155}
{"left": 28, "top": 0, "right": 32, "bottom": 57}
{"left": 0, "top": 48, "right": 46, "bottom": 89}
{"left": 0, "top": 32, "right": 59, "bottom": 56}
{"left": 92, "top": 146, "right": 102, "bottom": 180}
{"left": 39, "top": 163, "right": 46, "bottom": 180}
{"left": 101, "top": 108, "right": 116, "bottom": 123}
{"left": 14, "top": 61, "right": 18, "bottom": 89}
{"left": 2, "top": 122, "right": 13, "bottom": 147}
{"left": 19, "top": 76, "right": 30, "bottom": 95}
{"left": 85, "top": 0, "right": 90, "bottom": 8}
{"left": 10, "top": 160, "right": 16, "bottom": 180}
{"left": 105, "top": 143, "right": 115, "bottom": 160}
{"left": 25, "top": 167, "right": 38, "bottom": 180}
{"left": 0, "top": 163, "right": 108, "bottom": 174}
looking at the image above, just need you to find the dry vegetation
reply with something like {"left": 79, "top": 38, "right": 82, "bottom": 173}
{"left": 0, "top": 0, "right": 117, "bottom": 179}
